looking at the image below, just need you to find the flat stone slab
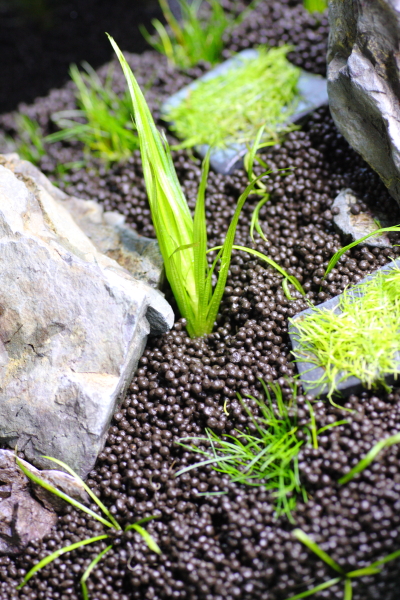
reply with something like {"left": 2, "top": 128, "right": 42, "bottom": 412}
{"left": 162, "top": 49, "right": 328, "bottom": 174}
{"left": 0, "top": 158, "right": 173, "bottom": 478}
{"left": 289, "top": 258, "right": 400, "bottom": 398}
{"left": 332, "top": 188, "right": 391, "bottom": 248}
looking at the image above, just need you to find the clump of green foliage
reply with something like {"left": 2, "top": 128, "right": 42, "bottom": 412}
{"left": 303, "top": 0, "right": 327, "bottom": 13}
{"left": 141, "top": 0, "right": 249, "bottom": 68}
{"left": 176, "top": 381, "right": 346, "bottom": 520}
{"left": 165, "top": 46, "right": 300, "bottom": 150}
{"left": 287, "top": 529, "right": 400, "bottom": 600}
{"left": 12, "top": 114, "right": 46, "bottom": 165}
{"left": 291, "top": 266, "right": 400, "bottom": 398}
{"left": 46, "top": 62, "right": 139, "bottom": 163}
{"left": 16, "top": 455, "right": 160, "bottom": 600}
{"left": 108, "top": 35, "right": 305, "bottom": 338}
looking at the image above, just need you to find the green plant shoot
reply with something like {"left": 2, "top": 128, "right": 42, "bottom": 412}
{"left": 165, "top": 46, "right": 300, "bottom": 150}
{"left": 303, "top": 0, "right": 327, "bottom": 13}
{"left": 11, "top": 114, "right": 46, "bottom": 165}
{"left": 108, "top": 35, "right": 305, "bottom": 338}
{"left": 16, "top": 455, "right": 160, "bottom": 600}
{"left": 339, "top": 431, "right": 400, "bottom": 485}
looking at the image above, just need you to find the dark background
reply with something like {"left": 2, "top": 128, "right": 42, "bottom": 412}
{"left": 0, "top": 0, "right": 168, "bottom": 114}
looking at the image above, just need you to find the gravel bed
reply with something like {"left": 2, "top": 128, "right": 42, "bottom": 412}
{"left": 1, "top": 2, "right": 400, "bottom": 599}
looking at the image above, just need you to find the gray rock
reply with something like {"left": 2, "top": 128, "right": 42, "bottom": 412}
{"left": 332, "top": 188, "right": 391, "bottom": 248}
{"left": 289, "top": 258, "right": 400, "bottom": 398}
{"left": 0, "top": 449, "right": 57, "bottom": 554}
{"left": 0, "top": 160, "right": 173, "bottom": 478}
{"left": 327, "top": 1, "right": 400, "bottom": 205}
{"left": 1, "top": 154, "right": 164, "bottom": 288}
{"left": 162, "top": 49, "right": 328, "bottom": 175}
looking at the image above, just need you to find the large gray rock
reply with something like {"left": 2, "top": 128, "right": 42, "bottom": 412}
{"left": 0, "top": 159, "right": 173, "bottom": 478}
{"left": 327, "top": 0, "right": 400, "bottom": 205}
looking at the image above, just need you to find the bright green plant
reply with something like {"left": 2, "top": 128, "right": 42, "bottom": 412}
{"left": 16, "top": 455, "right": 160, "bottom": 600}
{"left": 12, "top": 114, "right": 46, "bottom": 165}
{"left": 46, "top": 62, "right": 139, "bottom": 163}
{"left": 176, "top": 381, "right": 346, "bottom": 520}
{"left": 303, "top": 0, "right": 327, "bottom": 13}
{"left": 108, "top": 35, "right": 305, "bottom": 338}
{"left": 339, "top": 431, "right": 400, "bottom": 485}
{"left": 165, "top": 46, "right": 300, "bottom": 150}
{"left": 287, "top": 529, "right": 400, "bottom": 600}
{"left": 140, "top": 0, "right": 252, "bottom": 68}
{"left": 291, "top": 266, "right": 400, "bottom": 397}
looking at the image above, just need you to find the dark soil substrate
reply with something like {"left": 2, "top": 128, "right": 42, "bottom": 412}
{"left": 1, "top": 1, "right": 400, "bottom": 599}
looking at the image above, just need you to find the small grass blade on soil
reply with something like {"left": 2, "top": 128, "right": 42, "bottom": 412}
{"left": 164, "top": 46, "right": 300, "bottom": 150}
{"left": 10, "top": 114, "right": 46, "bottom": 165}
{"left": 140, "top": 0, "right": 254, "bottom": 68}
{"left": 46, "top": 62, "right": 139, "bottom": 163}
{"left": 339, "top": 431, "right": 400, "bottom": 485}
{"left": 108, "top": 34, "right": 274, "bottom": 337}
{"left": 303, "top": 0, "right": 327, "bottom": 13}
{"left": 291, "top": 266, "right": 400, "bottom": 397}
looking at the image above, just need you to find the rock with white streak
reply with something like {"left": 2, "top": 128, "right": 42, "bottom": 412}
{"left": 0, "top": 158, "right": 173, "bottom": 478}
{"left": 327, "top": 0, "right": 400, "bottom": 205}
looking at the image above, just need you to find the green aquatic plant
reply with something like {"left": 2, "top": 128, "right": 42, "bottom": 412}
{"left": 176, "top": 381, "right": 346, "bottom": 519}
{"left": 287, "top": 529, "right": 400, "bottom": 600}
{"left": 303, "top": 0, "right": 327, "bottom": 13}
{"left": 46, "top": 62, "right": 139, "bottom": 163}
{"left": 165, "top": 46, "right": 300, "bottom": 150}
{"left": 339, "top": 431, "right": 400, "bottom": 485}
{"left": 12, "top": 114, "right": 46, "bottom": 165}
{"left": 16, "top": 455, "right": 160, "bottom": 600}
{"left": 291, "top": 266, "right": 400, "bottom": 398}
{"left": 140, "top": 0, "right": 250, "bottom": 68}
{"left": 108, "top": 35, "right": 305, "bottom": 338}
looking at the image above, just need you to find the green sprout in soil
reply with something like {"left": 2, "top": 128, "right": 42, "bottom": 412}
{"left": 286, "top": 529, "right": 400, "bottom": 600}
{"left": 292, "top": 265, "right": 400, "bottom": 398}
{"left": 108, "top": 35, "right": 305, "bottom": 338}
{"left": 176, "top": 381, "right": 345, "bottom": 520}
{"left": 16, "top": 455, "right": 160, "bottom": 600}
{"left": 339, "top": 431, "right": 400, "bottom": 485}
{"left": 46, "top": 62, "right": 139, "bottom": 163}
{"left": 165, "top": 45, "right": 300, "bottom": 150}
{"left": 140, "top": 0, "right": 251, "bottom": 69}
{"left": 11, "top": 114, "right": 46, "bottom": 165}
{"left": 303, "top": 0, "right": 327, "bottom": 13}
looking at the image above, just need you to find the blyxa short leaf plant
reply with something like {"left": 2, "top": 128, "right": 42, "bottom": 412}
{"left": 107, "top": 35, "right": 305, "bottom": 338}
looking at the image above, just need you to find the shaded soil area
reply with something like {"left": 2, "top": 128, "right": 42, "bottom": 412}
{"left": 1, "top": 1, "right": 400, "bottom": 600}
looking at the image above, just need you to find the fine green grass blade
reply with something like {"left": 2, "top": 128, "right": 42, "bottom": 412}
{"left": 339, "top": 432, "right": 400, "bottom": 485}
{"left": 125, "top": 524, "right": 161, "bottom": 554}
{"left": 323, "top": 226, "right": 400, "bottom": 279}
{"left": 16, "top": 457, "right": 115, "bottom": 529}
{"left": 41, "top": 455, "right": 121, "bottom": 530}
{"left": 344, "top": 579, "right": 352, "bottom": 600}
{"left": 81, "top": 545, "right": 113, "bottom": 600}
{"left": 293, "top": 529, "right": 344, "bottom": 575}
{"left": 368, "top": 547, "right": 400, "bottom": 569}
{"left": 250, "top": 194, "right": 269, "bottom": 242}
{"left": 193, "top": 150, "right": 211, "bottom": 327}
{"left": 284, "top": 577, "right": 341, "bottom": 600}
{"left": 346, "top": 567, "right": 381, "bottom": 578}
{"left": 16, "top": 535, "right": 108, "bottom": 589}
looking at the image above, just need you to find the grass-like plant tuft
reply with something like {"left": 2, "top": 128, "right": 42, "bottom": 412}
{"left": 140, "top": 0, "right": 251, "bottom": 68}
{"left": 176, "top": 381, "right": 346, "bottom": 520}
{"left": 303, "top": 0, "right": 327, "bottom": 13}
{"left": 291, "top": 266, "right": 400, "bottom": 397}
{"left": 11, "top": 114, "right": 46, "bottom": 165}
{"left": 287, "top": 528, "right": 400, "bottom": 600}
{"left": 164, "top": 46, "right": 300, "bottom": 150}
{"left": 16, "top": 455, "right": 160, "bottom": 600}
{"left": 46, "top": 62, "right": 139, "bottom": 163}
{"left": 108, "top": 35, "right": 305, "bottom": 338}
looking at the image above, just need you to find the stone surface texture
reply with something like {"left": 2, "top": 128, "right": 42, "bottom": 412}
{"left": 327, "top": 0, "right": 400, "bottom": 205}
{"left": 332, "top": 188, "right": 391, "bottom": 248}
{"left": 0, "top": 156, "right": 173, "bottom": 478}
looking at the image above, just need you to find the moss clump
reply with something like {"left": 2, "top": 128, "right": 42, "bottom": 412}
{"left": 165, "top": 46, "right": 301, "bottom": 150}
{"left": 291, "top": 267, "right": 400, "bottom": 396}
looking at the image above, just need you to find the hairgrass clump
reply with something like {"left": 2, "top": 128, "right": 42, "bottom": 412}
{"left": 11, "top": 114, "right": 46, "bottom": 165}
{"left": 287, "top": 529, "right": 400, "bottom": 600}
{"left": 164, "top": 46, "right": 300, "bottom": 150}
{"left": 46, "top": 62, "right": 139, "bottom": 163}
{"left": 16, "top": 455, "right": 160, "bottom": 600}
{"left": 291, "top": 266, "right": 400, "bottom": 397}
{"left": 177, "top": 381, "right": 345, "bottom": 519}
{"left": 140, "top": 0, "right": 250, "bottom": 69}
{"left": 108, "top": 35, "right": 305, "bottom": 338}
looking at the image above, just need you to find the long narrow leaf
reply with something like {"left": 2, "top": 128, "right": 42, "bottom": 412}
{"left": 339, "top": 432, "right": 400, "bottom": 485}
{"left": 293, "top": 529, "right": 344, "bottom": 574}
{"left": 81, "top": 545, "right": 113, "bottom": 600}
{"left": 17, "top": 535, "right": 108, "bottom": 589}
{"left": 284, "top": 577, "right": 341, "bottom": 600}
{"left": 125, "top": 524, "right": 161, "bottom": 554}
